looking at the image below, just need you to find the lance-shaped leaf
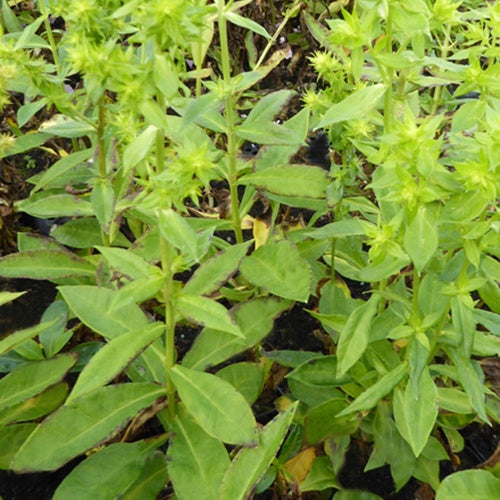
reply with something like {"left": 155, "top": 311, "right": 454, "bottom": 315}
{"left": 58, "top": 286, "right": 149, "bottom": 339}
{"left": 159, "top": 209, "right": 201, "bottom": 263}
{"left": 239, "top": 165, "right": 329, "bottom": 199}
{"left": 169, "top": 365, "right": 257, "bottom": 445}
{"left": 182, "top": 298, "right": 287, "bottom": 371}
{"left": 220, "top": 402, "right": 298, "bottom": 500}
{"left": 403, "top": 206, "right": 438, "bottom": 275}
{"left": 0, "top": 250, "right": 95, "bottom": 279}
{"left": 0, "top": 319, "right": 57, "bottom": 356}
{"left": 175, "top": 294, "right": 242, "bottom": 337}
{"left": 240, "top": 240, "right": 311, "bottom": 302}
{"left": 337, "top": 363, "right": 408, "bottom": 416}
{"left": 315, "top": 84, "right": 386, "bottom": 128}
{"left": 16, "top": 192, "right": 94, "bottom": 218}
{"left": 123, "top": 125, "right": 158, "bottom": 173}
{"left": 183, "top": 241, "right": 251, "bottom": 296}
{"left": 337, "top": 295, "right": 380, "bottom": 376}
{"left": 393, "top": 368, "right": 438, "bottom": 457}
{"left": 11, "top": 383, "right": 165, "bottom": 472}
{"left": 168, "top": 406, "right": 230, "bottom": 500}
{"left": 67, "top": 323, "right": 164, "bottom": 403}
{"left": 53, "top": 438, "right": 165, "bottom": 500}
{"left": 0, "top": 354, "right": 76, "bottom": 410}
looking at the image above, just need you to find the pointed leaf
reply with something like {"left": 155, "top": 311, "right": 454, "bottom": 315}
{"left": 393, "top": 368, "right": 438, "bottom": 457}
{"left": 120, "top": 451, "right": 168, "bottom": 500}
{"left": 182, "top": 298, "right": 287, "bottom": 370}
{"left": 53, "top": 439, "right": 165, "bottom": 500}
{"left": 67, "top": 323, "right": 164, "bottom": 403}
{"left": 168, "top": 406, "right": 230, "bottom": 500}
{"left": 403, "top": 207, "right": 438, "bottom": 274}
{"left": 0, "top": 319, "right": 57, "bottom": 356}
{"left": 239, "top": 165, "right": 329, "bottom": 199}
{"left": 183, "top": 242, "right": 251, "bottom": 296}
{"left": 436, "top": 470, "right": 500, "bottom": 500}
{"left": 175, "top": 294, "right": 242, "bottom": 336}
{"left": 58, "top": 286, "right": 148, "bottom": 339}
{"left": 169, "top": 365, "right": 257, "bottom": 445}
{"left": 315, "top": 84, "right": 386, "bottom": 128}
{"left": 0, "top": 354, "right": 76, "bottom": 410}
{"left": 123, "top": 125, "right": 158, "bottom": 173}
{"left": 0, "top": 250, "right": 95, "bottom": 279}
{"left": 337, "top": 295, "right": 380, "bottom": 375}
{"left": 337, "top": 363, "right": 408, "bottom": 416}
{"left": 240, "top": 241, "right": 311, "bottom": 302}
{"left": 159, "top": 209, "right": 200, "bottom": 262}
{"left": 11, "top": 383, "right": 165, "bottom": 472}
{"left": 220, "top": 402, "right": 298, "bottom": 500}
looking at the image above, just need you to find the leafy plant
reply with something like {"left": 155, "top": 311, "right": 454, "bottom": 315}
{"left": 0, "top": 0, "right": 498, "bottom": 498}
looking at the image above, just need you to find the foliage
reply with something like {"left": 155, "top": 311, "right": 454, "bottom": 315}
{"left": 0, "top": 0, "right": 498, "bottom": 497}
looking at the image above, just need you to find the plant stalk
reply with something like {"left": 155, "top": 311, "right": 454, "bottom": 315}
{"left": 217, "top": 0, "right": 243, "bottom": 244}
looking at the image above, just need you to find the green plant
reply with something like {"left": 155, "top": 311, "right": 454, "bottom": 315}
{"left": 0, "top": 0, "right": 498, "bottom": 498}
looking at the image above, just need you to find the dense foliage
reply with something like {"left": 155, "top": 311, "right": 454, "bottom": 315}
{"left": 0, "top": 0, "right": 498, "bottom": 498}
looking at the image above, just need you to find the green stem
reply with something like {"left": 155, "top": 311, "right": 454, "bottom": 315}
{"left": 383, "top": 7, "right": 394, "bottom": 133}
{"left": 431, "top": 25, "right": 452, "bottom": 115}
{"left": 161, "top": 237, "right": 177, "bottom": 421}
{"left": 96, "top": 99, "right": 110, "bottom": 247}
{"left": 217, "top": 0, "right": 243, "bottom": 244}
{"left": 39, "top": 0, "right": 60, "bottom": 69}
{"left": 412, "top": 267, "right": 421, "bottom": 320}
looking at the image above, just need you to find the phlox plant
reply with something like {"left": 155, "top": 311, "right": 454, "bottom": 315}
{"left": 0, "top": 0, "right": 498, "bottom": 498}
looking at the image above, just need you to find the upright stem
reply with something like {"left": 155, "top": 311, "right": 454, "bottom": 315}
{"left": 96, "top": 99, "right": 110, "bottom": 246}
{"left": 217, "top": 0, "right": 243, "bottom": 244}
{"left": 383, "top": 5, "right": 394, "bottom": 133}
{"left": 161, "top": 237, "right": 177, "bottom": 421}
{"left": 39, "top": 0, "right": 60, "bottom": 69}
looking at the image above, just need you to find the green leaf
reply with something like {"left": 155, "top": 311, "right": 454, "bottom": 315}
{"left": 17, "top": 98, "right": 47, "bottom": 128}
{"left": 183, "top": 242, "right": 251, "bottom": 296}
{"left": 51, "top": 218, "right": 130, "bottom": 249}
{"left": 236, "top": 120, "right": 303, "bottom": 145}
{"left": 32, "top": 149, "right": 93, "bottom": 193}
{"left": 0, "top": 250, "right": 95, "bottom": 279}
{"left": 39, "top": 300, "right": 71, "bottom": 358}
{"left": 403, "top": 207, "right": 438, "bottom": 274}
{"left": 451, "top": 296, "right": 475, "bottom": 360}
{"left": 0, "top": 383, "right": 68, "bottom": 427}
{"left": 120, "top": 451, "right": 168, "bottom": 500}
{"left": 58, "top": 286, "right": 149, "bottom": 339}
{"left": 2, "top": 0, "right": 22, "bottom": 32}
{"left": 39, "top": 115, "right": 95, "bottom": 138}
{"left": 16, "top": 192, "right": 94, "bottom": 218}
{"left": 337, "top": 295, "right": 380, "bottom": 375}
{"left": 334, "top": 491, "right": 383, "bottom": 500}
{"left": 11, "top": 383, "right": 165, "bottom": 472}
{"left": 287, "top": 356, "right": 352, "bottom": 407}
{"left": 240, "top": 240, "right": 311, "bottom": 302}
{"left": 96, "top": 246, "right": 157, "bottom": 280}
{"left": 393, "top": 368, "right": 438, "bottom": 457}
{"left": 175, "top": 294, "right": 242, "bottom": 336}
{"left": 315, "top": 84, "right": 386, "bottom": 128}
{"left": 0, "top": 424, "right": 36, "bottom": 469}
{"left": 159, "top": 209, "right": 201, "bottom": 262}
{"left": 219, "top": 402, "right": 298, "bottom": 500}
{"left": 436, "top": 470, "right": 500, "bottom": 500}
{"left": 303, "top": 219, "right": 364, "bottom": 239}
{"left": 91, "top": 178, "right": 115, "bottom": 231}
{"left": 300, "top": 456, "right": 340, "bottom": 492}
{"left": 216, "top": 362, "right": 265, "bottom": 405}
{"left": 0, "top": 354, "right": 76, "bottom": 410}
{"left": 337, "top": 363, "right": 408, "bottom": 416}
{"left": 0, "top": 290, "right": 26, "bottom": 307}
{"left": 239, "top": 165, "right": 329, "bottom": 199}
{"left": 168, "top": 406, "right": 231, "bottom": 500}
{"left": 305, "top": 398, "right": 355, "bottom": 444}
{"left": 67, "top": 323, "right": 164, "bottom": 403}
{"left": 123, "top": 125, "right": 158, "bottom": 173}
{"left": 225, "top": 11, "right": 271, "bottom": 39}
{"left": 244, "top": 90, "right": 296, "bottom": 124}
{"left": 53, "top": 439, "right": 165, "bottom": 500}
{"left": 182, "top": 298, "right": 287, "bottom": 370}
{"left": 0, "top": 320, "right": 57, "bottom": 356}
{"left": 169, "top": 365, "right": 257, "bottom": 445}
